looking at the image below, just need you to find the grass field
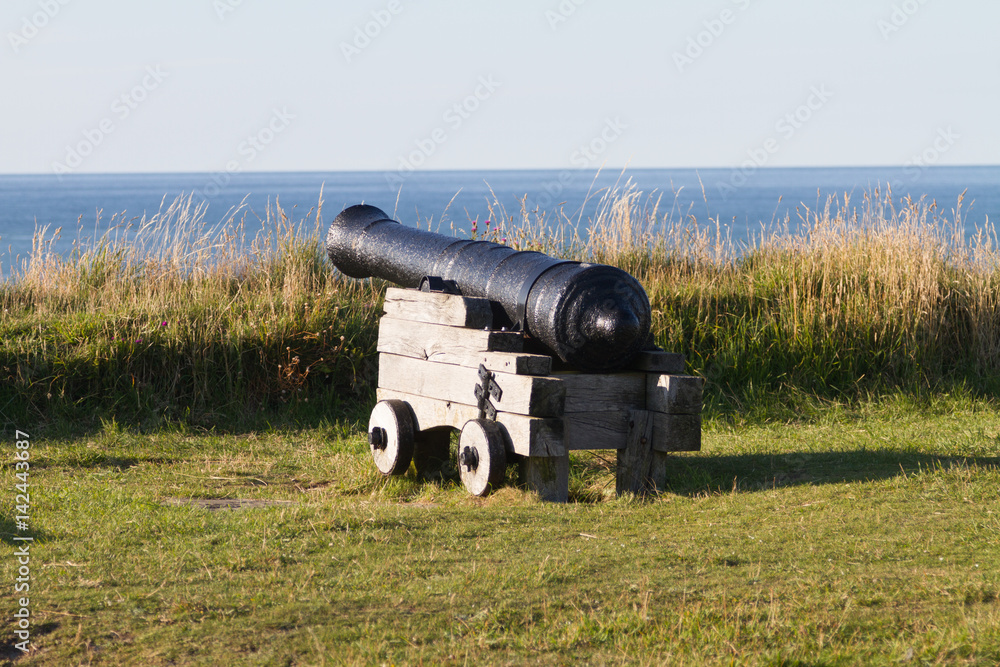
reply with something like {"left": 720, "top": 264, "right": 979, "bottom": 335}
{"left": 2, "top": 187, "right": 1000, "bottom": 664}
{"left": 2, "top": 400, "right": 999, "bottom": 665}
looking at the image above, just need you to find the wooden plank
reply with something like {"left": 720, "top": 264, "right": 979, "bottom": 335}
{"left": 651, "top": 413, "right": 701, "bottom": 452}
{"left": 378, "top": 317, "right": 549, "bottom": 375}
{"left": 646, "top": 374, "right": 704, "bottom": 415}
{"left": 378, "top": 353, "right": 564, "bottom": 418}
{"left": 650, "top": 451, "right": 672, "bottom": 492}
{"left": 520, "top": 454, "right": 569, "bottom": 503}
{"left": 458, "top": 351, "right": 551, "bottom": 376}
{"left": 377, "top": 388, "right": 565, "bottom": 457}
{"left": 628, "top": 350, "right": 686, "bottom": 374}
{"left": 553, "top": 371, "right": 646, "bottom": 413}
{"left": 383, "top": 287, "right": 493, "bottom": 328}
{"left": 378, "top": 317, "right": 523, "bottom": 360}
{"left": 562, "top": 410, "right": 701, "bottom": 452}
{"left": 563, "top": 410, "right": 630, "bottom": 450}
{"left": 616, "top": 409, "right": 655, "bottom": 495}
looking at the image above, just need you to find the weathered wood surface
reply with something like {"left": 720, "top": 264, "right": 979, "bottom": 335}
{"left": 520, "top": 454, "right": 570, "bottom": 502}
{"left": 547, "top": 371, "right": 702, "bottom": 451}
{"left": 378, "top": 317, "right": 550, "bottom": 375}
{"left": 383, "top": 287, "right": 493, "bottom": 328}
{"left": 378, "top": 316, "right": 523, "bottom": 358}
{"left": 553, "top": 371, "right": 646, "bottom": 413}
{"left": 378, "top": 353, "right": 565, "bottom": 417}
{"left": 376, "top": 388, "right": 565, "bottom": 457}
{"left": 562, "top": 410, "right": 700, "bottom": 452}
{"left": 616, "top": 409, "right": 655, "bottom": 495}
{"left": 646, "top": 374, "right": 704, "bottom": 415}
{"left": 628, "top": 350, "right": 686, "bottom": 374}
{"left": 563, "top": 409, "right": 632, "bottom": 450}
{"left": 649, "top": 451, "right": 672, "bottom": 492}
{"left": 651, "top": 413, "right": 701, "bottom": 452}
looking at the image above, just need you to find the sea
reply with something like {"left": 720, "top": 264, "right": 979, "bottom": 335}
{"left": 0, "top": 166, "right": 997, "bottom": 272}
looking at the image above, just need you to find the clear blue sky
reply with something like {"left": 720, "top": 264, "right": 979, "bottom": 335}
{"left": 2, "top": 0, "right": 997, "bottom": 174}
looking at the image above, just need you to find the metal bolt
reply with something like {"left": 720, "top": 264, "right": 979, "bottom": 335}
{"left": 460, "top": 445, "right": 479, "bottom": 472}
{"left": 369, "top": 427, "right": 388, "bottom": 450}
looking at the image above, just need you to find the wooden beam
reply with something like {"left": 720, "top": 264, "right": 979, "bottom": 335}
{"left": 378, "top": 316, "right": 523, "bottom": 360}
{"left": 646, "top": 374, "right": 705, "bottom": 415}
{"left": 378, "top": 317, "right": 550, "bottom": 375}
{"left": 562, "top": 410, "right": 701, "bottom": 452}
{"left": 563, "top": 410, "right": 630, "bottom": 450}
{"left": 376, "top": 388, "right": 565, "bottom": 457}
{"left": 553, "top": 371, "right": 646, "bottom": 413}
{"left": 378, "top": 353, "right": 565, "bottom": 418}
{"left": 520, "top": 454, "right": 570, "bottom": 502}
{"left": 628, "top": 350, "right": 686, "bottom": 374}
{"left": 616, "top": 409, "right": 655, "bottom": 495}
{"left": 651, "top": 413, "right": 701, "bottom": 452}
{"left": 383, "top": 287, "right": 493, "bottom": 328}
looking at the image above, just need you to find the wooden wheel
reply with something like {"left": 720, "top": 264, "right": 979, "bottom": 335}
{"left": 458, "top": 419, "right": 508, "bottom": 496}
{"left": 368, "top": 400, "right": 415, "bottom": 476}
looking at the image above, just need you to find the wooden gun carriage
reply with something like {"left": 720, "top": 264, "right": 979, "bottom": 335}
{"left": 367, "top": 287, "right": 704, "bottom": 501}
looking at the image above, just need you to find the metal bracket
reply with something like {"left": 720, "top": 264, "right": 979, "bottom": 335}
{"left": 419, "top": 275, "right": 462, "bottom": 295}
{"left": 474, "top": 364, "right": 503, "bottom": 420}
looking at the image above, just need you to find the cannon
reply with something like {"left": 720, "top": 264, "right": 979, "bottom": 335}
{"left": 326, "top": 204, "right": 652, "bottom": 372}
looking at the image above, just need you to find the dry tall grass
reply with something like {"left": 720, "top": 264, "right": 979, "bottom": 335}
{"left": 486, "top": 182, "right": 1000, "bottom": 415}
{"left": 0, "top": 192, "right": 381, "bottom": 429}
{"left": 1, "top": 184, "right": 997, "bottom": 430}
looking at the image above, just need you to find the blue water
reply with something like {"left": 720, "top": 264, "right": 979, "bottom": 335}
{"left": 1, "top": 166, "right": 997, "bottom": 271}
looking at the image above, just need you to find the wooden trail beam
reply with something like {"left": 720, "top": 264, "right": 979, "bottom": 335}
{"left": 378, "top": 316, "right": 551, "bottom": 376}
{"left": 378, "top": 315, "right": 522, "bottom": 356}
{"left": 378, "top": 353, "right": 565, "bottom": 418}
{"left": 561, "top": 410, "right": 701, "bottom": 452}
{"left": 383, "top": 287, "right": 493, "bottom": 328}
{"left": 376, "top": 388, "right": 565, "bottom": 457}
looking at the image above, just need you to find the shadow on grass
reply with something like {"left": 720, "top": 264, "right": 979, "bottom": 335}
{"left": 664, "top": 450, "right": 1000, "bottom": 495}
{"left": 572, "top": 449, "right": 1000, "bottom": 499}
{"left": 0, "top": 514, "right": 49, "bottom": 547}
{"left": 0, "top": 389, "right": 374, "bottom": 440}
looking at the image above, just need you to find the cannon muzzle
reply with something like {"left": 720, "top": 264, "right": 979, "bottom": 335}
{"left": 326, "top": 204, "right": 651, "bottom": 372}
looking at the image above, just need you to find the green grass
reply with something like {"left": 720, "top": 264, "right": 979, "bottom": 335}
{"left": 2, "top": 400, "right": 999, "bottom": 665}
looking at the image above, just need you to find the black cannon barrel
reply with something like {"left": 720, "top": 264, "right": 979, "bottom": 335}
{"left": 326, "top": 204, "right": 651, "bottom": 372}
